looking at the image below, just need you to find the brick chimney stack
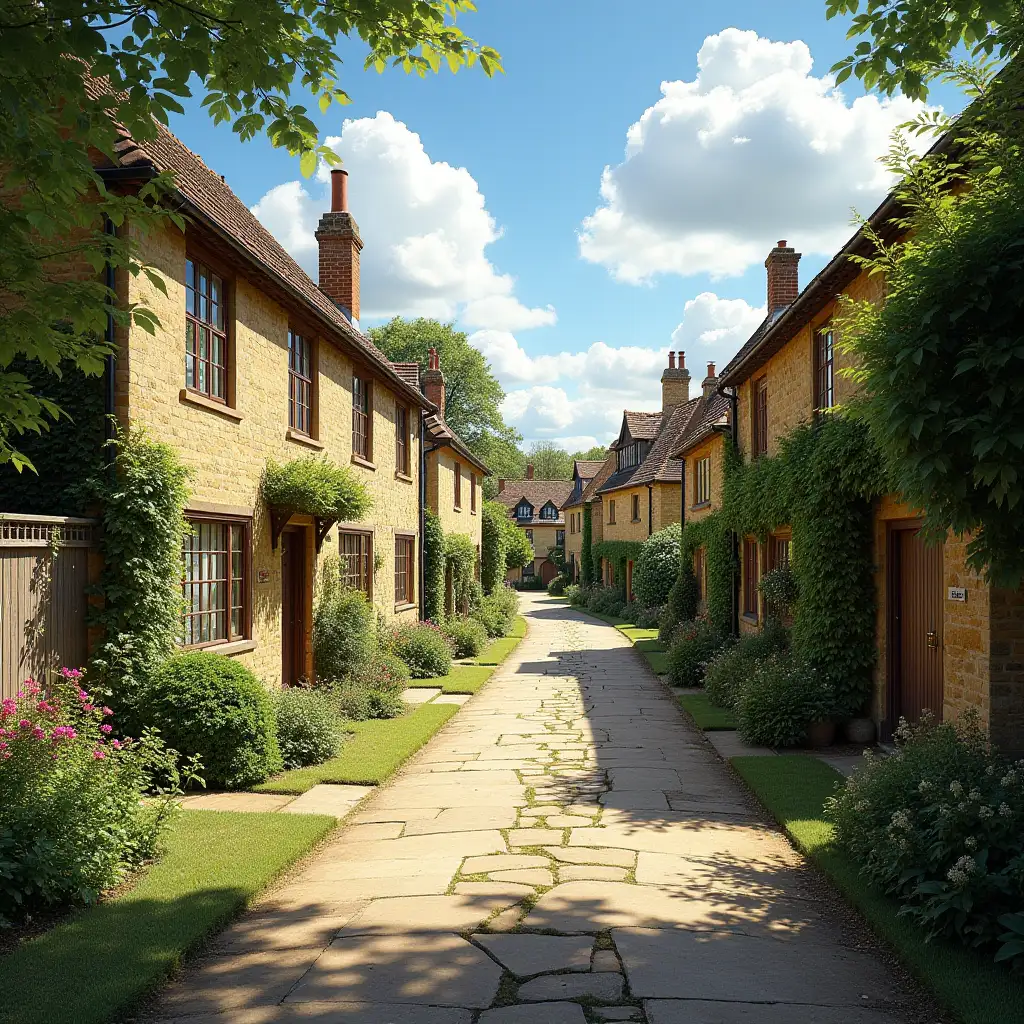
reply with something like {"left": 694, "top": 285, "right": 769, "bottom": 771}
{"left": 422, "top": 346, "right": 445, "bottom": 420}
{"left": 526, "top": 464, "right": 535, "bottom": 480}
{"left": 661, "top": 350, "right": 691, "bottom": 410}
{"left": 316, "top": 169, "right": 363, "bottom": 324}
{"left": 765, "top": 240, "right": 801, "bottom": 312}
{"left": 703, "top": 361, "right": 718, "bottom": 400}
{"left": 498, "top": 479, "right": 506, "bottom": 493}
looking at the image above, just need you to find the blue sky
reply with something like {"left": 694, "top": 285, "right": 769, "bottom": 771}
{"left": 169, "top": 0, "right": 967, "bottom": 450}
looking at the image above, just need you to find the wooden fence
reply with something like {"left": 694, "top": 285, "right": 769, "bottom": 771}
{"left": 0, "top": 514, "right": 97, "bottom": 699}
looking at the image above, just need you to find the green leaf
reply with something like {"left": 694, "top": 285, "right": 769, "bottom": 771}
{"left": 299, "top": 149, "right": 317, "bottom": 178}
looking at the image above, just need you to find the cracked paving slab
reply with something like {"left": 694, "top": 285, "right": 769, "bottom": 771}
{"left": 145, "top": 593, "right": 917, "bottom": 1024}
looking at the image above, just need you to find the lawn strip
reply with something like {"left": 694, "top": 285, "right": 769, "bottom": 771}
{"left": 678, "top": 693, "right": 737, "bottom": 730}
{"left": 474, "top": 617, "right": 528, "bottom": 665}
{"left": 255, "top": 703, "right": 460, "bottom": 792}
{"left": 731, "top": 755, "right": 1024, "bottom": 1024}
{"left": 0, "top": 810, "right": 334, "bottom": 1024}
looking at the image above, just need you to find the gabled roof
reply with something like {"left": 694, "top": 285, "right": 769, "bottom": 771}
{"left": 391, "top": 362, "right": 421, "bottom": 388}
{"left": 90, "top": 78, "right": 430, "bottom": 411}
{"left": 494, "top": 480, "right": 574, "bottom": 526}
{"left": 573, "top": 454, "right": 617, "bottom": 507}
{"left": 423, "top": 413, "right": 491, "bottom": 476}
{"left": 562, "top": 458, "right": 606, "bottom": 509}
{"left": 622, "top": 411, "right": 662, "bottom": 442}
{"left": 597, "top": 399, "right": 701, "bottom": 496}
{"left": 673, "top": 391, "right": 732, "bottom": 458}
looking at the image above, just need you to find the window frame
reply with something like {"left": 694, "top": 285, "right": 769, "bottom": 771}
{"left": 352, "top": 374, "right": 373, "bottom": 462}
{"left": 742, "top": 536, "right": 759, "bottom": 620}
{"left": 631, "top": 493, "right": 641, "bottom": 522}
{"left": 338, "top": 529, "right": 373, "bottom": 597}
{"left": 525, "top": 528, "right": 534, "bottom": 544}
{"left": 470, "top": 472, "right": 478, "bottom": 513}
{"left": 608, "top": 499, "right": 616, "bottom": 525}
{"left": 454, "top": 461, "right": 462, "bottom": 509}
{"left": 539, "top": 503, "right": 558, "bottom": 521}
{"left": 287, "top": 327, "right": 315, "bottom": 436}
{"left": 516, "top": 502, "right": 533, "bottom": 521}
{"left": 814, "top": 325, "right": 835, "bottom": 413}
{"left": 181, "top": 514, "right": 251, "bottom": 649}
{"left": 394, "top": 533, "right": 416, "bottom": 607}
{"left": 185, "top": 255, "right": 231, "bottom": 404}
{"left": 556, "top": 529, "right": 565, "bottom": 547}
{"left": 694, "top": 456, "right": 711, "bottom": 506}
{"left": 752, "top": 376, "right": 769, "bottom": 457}
{"left": 395, "top": 404, "right": 411, "bottom": 477}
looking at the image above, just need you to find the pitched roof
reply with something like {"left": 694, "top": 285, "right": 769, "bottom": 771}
{"left": 391, "top": 362, "right": 421, "bottom": 388}
{"left": 597, "top": 399, "right": 701, "bottom": 496}
{"left": 494, "top": 480, "right": 574, "bottom": 526}
{"left": 94, "top": 87, "right": 430, "bottom": 410}
{"left": 561, "top": 459, "right": 607, "bottom": 509}
{"left": 576, "top": 454, "right": 617, "bottom": 506}
{"left": 423, "top": 413, "right": 491, "bottom": 475}
{"left": 623, "top": 411, "right": 663, "bottom": 441}
{"left": 673, "top": 391, "right": 732, "bottom": 458}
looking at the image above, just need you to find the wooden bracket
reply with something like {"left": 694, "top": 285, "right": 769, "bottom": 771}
{"left": 314, "top": 517, "right": 337, "bottom": 553}
{"left": 270, "top": 508, "right": 293, "bottom": 551}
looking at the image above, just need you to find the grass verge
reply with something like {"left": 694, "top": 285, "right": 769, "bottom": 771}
{"left": 255, "top": 703, "right": 460, "bottom": 792}
{"left": 406, "top": 664, "right": 494, "bottom": 694}
{"left": 0, "top": 810, "right": 334, "bottom": 1024}
{"left": 731, "top": 755, "right": 1024, "bottom": 1024}
{"left": 474, "top": 616, "right": 528, "bottom": 665}
{"left": 580, "top": 611, "right": 670, "bottom": 675}
{"left": 678, "top": 693, "right": 737, "bottom": 730}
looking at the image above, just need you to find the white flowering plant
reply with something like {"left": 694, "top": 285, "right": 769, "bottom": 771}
{"left": 825, "top": 711, "right": 1024, "bottom": 964}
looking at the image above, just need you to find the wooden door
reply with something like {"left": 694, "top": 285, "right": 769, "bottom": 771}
{"left": 889, "top": 522, "right": 943, "bottom": 725}
{"left": 281, "top": 529, "right": 307, "bottom": 686}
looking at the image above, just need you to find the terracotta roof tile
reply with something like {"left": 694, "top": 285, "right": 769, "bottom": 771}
{"left": 576, "top": 455, "right": 617, "bottom": 506}
{"left": 623, "top": 411, "right": 662, "bottom": 440}
{"left": 494, "top": 480, "right": 574, "bottom": 525}
{"left": 391, "top": 362, "right": 421, "bottom": 388}
{"left": 673, "top": 392, "right": 732, "bottom": 457}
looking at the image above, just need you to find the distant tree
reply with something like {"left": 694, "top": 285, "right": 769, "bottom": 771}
{"left": 572, "top": 445, "right": 608, "bottom": 463}
{"left": 827, "top": 0, "right": 1022, "bottom": 99}
{"left": 0, "top": 3, "right": 499, "bottom": 469}
{"left": 503, "top": 517, "right": 535, "bottom": 573}
{"left": 526, "top": 442, "right": 573, "bottom": 480}
{"left": 477, "top": 432, "right": 527, "bottom": 498}
{"left": 367, "top": 318, "right": 523, "bottom": 485}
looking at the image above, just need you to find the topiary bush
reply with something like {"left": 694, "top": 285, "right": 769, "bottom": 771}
{"left": 275, "top": 688, "right": 342, "bottom": 768}
{"left": 144, "top": 652, "right": 283, "bottom": 789}
{"left": 394, "top": 621, "right": 453, "bottom": 678}
{"left": 666, "top": 619, "right": 728, "bottom": 688}
{"left": 826, "top": 710, "right": 1024, "bottom": 965}
{"left": 658, "top": 567, "right": 698, "bottom": 645}
{"left": 633, "top": 524, "right": 682, "bottom": 607}
{"left": 442, "top": 615, "right": 489, "bottom": 658}
{"left": 313, "top": 566, "right": 375, "bottom": 682}
{"left": 329, "top": 680, "right": 405, "bottom": 721}
{"left": 704, "top": 623, "right": 789, "bottom": 709}
{"left": 481, "top": 501, "right": 508, "bottom": 595}
{"left": 736, "top": 654, "right": 833, "bottom": 748}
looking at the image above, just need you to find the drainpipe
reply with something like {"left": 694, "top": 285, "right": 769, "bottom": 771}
{"left": 717, "top": 381, "right": 741, "bottom": 636}
{"left": 647, "top": 483, "right": 653, "bottom": 538}
{"left": 418, "top": 412, "right": 427, "bottom": 620}
{"left": 103, "top": 215, "right": 117, "bottom": 468}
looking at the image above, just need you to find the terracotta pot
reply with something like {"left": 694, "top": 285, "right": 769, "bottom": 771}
{"left": 845, "top": 717, "right": 876, "bottom": 744}
{"left": 806, "top": 719, "right": 836, "bottom": 748}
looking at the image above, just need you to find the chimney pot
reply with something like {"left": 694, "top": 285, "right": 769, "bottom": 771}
{"left": 498, "top": 478, "right": 506, "bottom": 493}
{"left": 678, "top": 351, "right": 685, "bottom": 369}
{"left": 707, "top": 361, "right": 715, "bottom": 377}
{"left": 668, "top": 351, "right": 676, "bottom": 369}
{"left": 526, "top": 464, "right": 535, "bottom": 480}
{"left": 777, "top": 239, "right": 787, "bottom": 248}
{"left": 331, "top": 169, "right": 349, "bottom": 213}
{"left": 421, "top": 348, "right": 446, "bottom": 419}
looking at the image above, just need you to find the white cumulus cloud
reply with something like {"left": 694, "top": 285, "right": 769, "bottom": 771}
{"left": 251, "top": 111, "right": 555, "bottom": 330}
{"left": 579, "top": 27, "right": 931, "bottom": 283}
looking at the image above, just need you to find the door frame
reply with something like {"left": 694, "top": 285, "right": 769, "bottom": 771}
{"left": 885, "top": 518, "right": 943, "bottom": 736}
{"left": 281, "top": 524, "right": 314, "bottom": 686}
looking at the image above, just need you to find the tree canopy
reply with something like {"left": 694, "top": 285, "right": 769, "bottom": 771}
{"left": 827, "top": 0, "right": 1022, "bottom": 98}
{"left": 0, "top": 1, "right": 498, "bottom": 469}
{"left": 526, "top": 442, "right": 609, "bottom": 481}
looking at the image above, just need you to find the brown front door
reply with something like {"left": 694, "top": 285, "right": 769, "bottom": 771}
{"left": 889, "top": 521, "right": 944, "bottom": 727}
{"left": 281, "top": 529, "right": 308, "bottom": 686}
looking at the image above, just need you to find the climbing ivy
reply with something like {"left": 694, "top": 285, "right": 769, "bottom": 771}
{"left": 580, "top": 504, "right": 594, "bottom": 586}
{"left": 423, "top": 508, "right": 446, "bottom": 622}
{"left": 480, "top": 500, "right": 507, "bottom": 595}
{"left": 444, "top": 532, "right": 477, "bottom": 614}
{"left": 591, "top": 539, "right": 643, "bottom": 594}
{"left": 680, "top": 510, "right": 734, "bottom": 635}
{"left": 722, "top": 417, "right": 888, "bottom": 715}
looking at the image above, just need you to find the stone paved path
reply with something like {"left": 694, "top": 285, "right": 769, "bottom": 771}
{"left": 148, "top": 594, "right": 916, "bottom": 1024}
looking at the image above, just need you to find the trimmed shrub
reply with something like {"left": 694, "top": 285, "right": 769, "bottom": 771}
{"left": 0, "top": 670, "right": 187, "bottom": 925}
{"left": 586, "top": 586, "right": 625, "bottom": 618}
{"left": 481, "top": 501, "right": 508, "bottom": 595}
{"left": 704, "top": 623, "right": 789, "bottom": 710}
{"left": 275, "top": 688, "right": 342, "bottom": 768}
{"left": 394, "top": 622, "right": 453, "bottom": 678}
{"left": 634, "top": 605, "right": 664, "bottom": 629}
{"left": 313, "top": 570, "right": 375, "bottom": 682}
{"left": 658, "top": 567, "right": 698, "bottom": 644}
{"left": 445, "top": 532, "right": 478, "bottom": 614}
{"left": 423, "top": 508, "right": 446, "bottom": 623}
{"left": 826, "top": 711, "right": 1024, "bottom": 964}
{"left": 633, "top": 524, "right": 682, "bottom": 607}
{"left": 330, "top": 680, "right": 405, "bottom": 721}
{"left": 736, "top": 654, "right": 833, "bottom": 748}
{"left": 547, "top": 573, "right": 569, "bottom": 596}
{"left": 442, "top": 615, "right": 489, "bottom": 658}
{"left": 621, "top": 600, "right": 639, "bottom": 623}
{"left": 666, "top": 619, "right": 728, "bottom": 688}
{"left": 263, "top": 456, "right": 372, "bottom": 521}
{"left": 473, "top": 585, "right": 519, "bottom": 638}
{"left": 565, "top": 583, "right": 586, "bottom": 607}
{"left": 144, "top": 652, "right": 283, "bottom": 789}
{"left": 366, "top": 652, "right": 410, "bottom": 690}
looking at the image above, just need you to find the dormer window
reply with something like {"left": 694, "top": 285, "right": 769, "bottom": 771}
{"left": 617, "top": 441, "right": 645, "bottom": 471}
{"left": 539, "top": 503, "right": 558, "bottom": 521}
{"left": 516, "top": 502, "right": 533, "bottom": 520}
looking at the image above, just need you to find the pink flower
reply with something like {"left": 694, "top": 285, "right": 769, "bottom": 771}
{"left": 92, "top": 749, "right": 106, "bottom": 760}
{"left": 100, "top": 724, "right": 112, "bottom": 734}
{"left": 101, "top": 707, "right": 113, "bottom": 717}
{"left": 51, "top": 726, "right": 77, "bottom": 742}
{"left": 1, "top": 698, "right": 15, "bottom": 718}
{"left": 18, "top": 719, "right": 31, "bottom": 730}
{"left": 31, "top": 726, "right": 45, "bottom": 740}
{"left": 110, "top": 739, "right": 122, "bottom": 750}
{"left": 77, "top": 690, "right": 89, "bottom": 701}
